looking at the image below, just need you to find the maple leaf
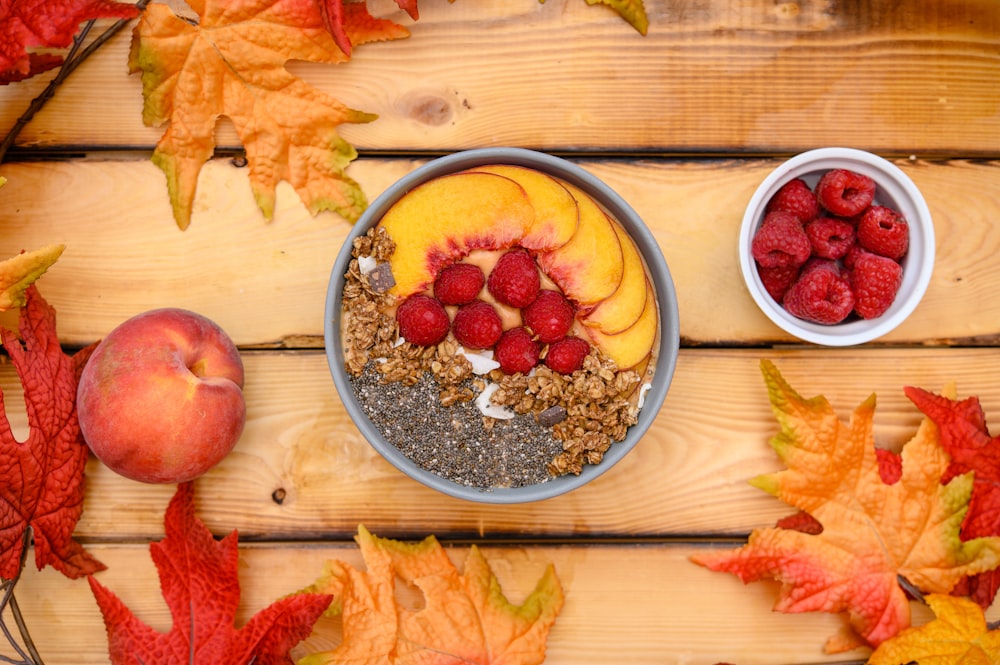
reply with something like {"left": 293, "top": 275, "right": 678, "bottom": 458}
{"left": 319, "top": 0, "right": 417, "bottom": 56}
{"left": 88, "top": 482, "right": 333, "bottom": 664}
{"left": 129, "top": 0, "right": 408, "bottom": 230}
{"left": 0, "top": 285, "right": 103, "bottom": 580}
{"left": 0, "top": 0, "right": 139, "bottom": 84}
{"left": 691, "top": 359, "right": 1000, "bottom": 653}
{"left": 868, "top": 594, "right": 1000, "bottom": 665}
{"left": 0, "top": 244, "right": 65, "bottom": 310}
{"left": 539, "top": 0, "right": 648, "bottom": 35}
{"left": 298, "top": 524, "right": 565, "bottom": 665}
{"left": 905, "top": 385, "right": 1000, "bottom": 609}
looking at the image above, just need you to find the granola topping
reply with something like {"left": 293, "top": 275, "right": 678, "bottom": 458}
{"left": 341, "top": 226, "right": 652, "bottom": 487}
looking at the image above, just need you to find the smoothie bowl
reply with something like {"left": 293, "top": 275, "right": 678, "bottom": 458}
{"left": 324, "top": 148, "right": 679, "bottom": 503}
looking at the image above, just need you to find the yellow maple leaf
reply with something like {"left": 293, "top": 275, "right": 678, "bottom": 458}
{"left": 539, "top": 0, "right": 648, "bottom": 34}
{"left": 299, "top": 525, "right": 565, "bottom": 665}
{"left": 129, "top": 0, "right": 409, "bottom": 229}
{"left": 869, "top": 594, "right": 1000, "bottom": 665}
{"left": 0, "top": 244, "right": 65, "bottom": 310}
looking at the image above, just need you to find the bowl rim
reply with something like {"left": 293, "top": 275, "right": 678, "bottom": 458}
{"left": 739, "top": 147, "right": 935, "bottom": 346}
{"left": 324, "top": 147, "right": 680, "bottom": 503}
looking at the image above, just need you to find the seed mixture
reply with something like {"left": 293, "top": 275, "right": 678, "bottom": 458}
{"left": 341, "top": 227, "right": 650, "bottom": 488}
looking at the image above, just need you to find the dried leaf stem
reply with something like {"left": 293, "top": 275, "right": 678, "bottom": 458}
{"left": 0, "top": 530, "right": 43, "bottom": 665}
{"left": 0, "top": 8, "right": 149, "bottom": 663}
{"left": 0, "top": 0, "right": 150, "bottom": 166}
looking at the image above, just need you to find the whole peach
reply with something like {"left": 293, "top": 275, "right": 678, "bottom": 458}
{"left": 77, "top": 308, "right": 245, "bottom": 484}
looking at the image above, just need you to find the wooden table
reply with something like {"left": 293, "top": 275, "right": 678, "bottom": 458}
{"left": 2, "top": 1, "right": 999, "bottom": 662}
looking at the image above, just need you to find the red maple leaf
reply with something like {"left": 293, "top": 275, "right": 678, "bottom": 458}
{"left": 904, "top": 385, "right": 1000, "bottom": 609}
{"left": 88, "top": 482, "right": 333, "bottom": 664}
{"left": 318, "top": 0, "right": 417, "bottom": 56}
{"left": 0, "top": 285, "right": 103, "bottom": 580}
{"left": 0, "top": 0, "right": 140, "bottom": 84}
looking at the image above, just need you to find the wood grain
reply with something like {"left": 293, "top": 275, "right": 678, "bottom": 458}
{"left": 17, "top": 541, "right": 997, "bottom": 665}
{"left": 2, "top": 347, "right": 995, "bottom": 541}
{"left": 0, "top": 158, "right": 997, "bottom": 347}
{"left": 2, "top": 2, "right": 999, "bottom": 662}
{"left": 1, "top": 1, "right": 998, "bottom": 155}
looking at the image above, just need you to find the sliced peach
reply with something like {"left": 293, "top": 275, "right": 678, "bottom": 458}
{"left": 536, "top": 182, "right": 623, "bottom": 305}
{"left": 580, "top": 218, "right": 648, "bottom": 334}
{"left": 467, "top": 164, "right": 579, "bottom": 251}
{"left": 378, "top": 172, "right": 534, "bottom": 297}
{"left": 585, "top": 280, "right": 657, "bottom": 370}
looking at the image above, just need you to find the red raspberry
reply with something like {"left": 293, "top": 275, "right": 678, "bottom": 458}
{"left": 815, "top": 169, "right": 876, "bottom": 217}
{"left": 857, "top": 205, "right": 909, "bottom": 260}
{"left": 757, "top": 264, "right": 800, "bottom": 302}
{"left": 451, "top": 299, "right": 503, "bottom": 349}
{"left": 522, "top": 289, "right": 575, "bottom": 343}
{"left": 851, "top": 253, "right": 903, "bottom": 319}
{"left": 782, "top": 259, "right": 855, "bottom": 325}
{"left": 766, "top": 178, "right": 819, "bottom": 223}
{"left": 494, "top": 327, "right": 540, "bottom": 375}
{"left": 433, "top": 262, "right": 485, "bottom": 305}
{"left": 751, "top": 211, "right": 811, "bottom": 268}
{"left": 843, "top": 244, "right": 872, "bottom": 270}
{"left": 396, "top": 294, "right": 450, "bottom": 346}
{"left": 545, "top": 336, "right": 591, "bottom": 374}
{"left": 487, "top": 249, "right": 540, "bottom": 308}
{"left": 805, "top": 216, "right": 856, "bottom": 260}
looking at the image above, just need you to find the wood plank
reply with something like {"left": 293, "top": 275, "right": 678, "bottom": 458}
{"left": 0, "top": 158, "right": 997, "bottom": 347}
{"left": 2, "top": 1, "right": 999, "bottom": 154}
{"left": 15, "top": 541, "right": 997, "bottom": 665}
{"left": 4, "top": 347, "right": 996, "bottom": 540}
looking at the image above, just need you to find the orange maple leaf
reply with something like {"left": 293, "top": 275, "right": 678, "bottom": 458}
{"left": 299, "top": 525, "right": 565, "bottom": 665}
{"left": 128, "top": 0, "right": 409, "bottom": 229}
{"left": 691, "top": 360, "right": 1000, "bottom": 653}
{"left": 868, "top": 594, "right": 1000, "bottom": 665}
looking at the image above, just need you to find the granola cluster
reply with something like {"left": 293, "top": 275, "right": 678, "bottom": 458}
{"left": 488, "top": 353, "right": 641, "bottom": 475}
{"left": 341, "top": 226, "right": 646, "bottom": 479}
{"left": 343, "top": 228, "right": 398, "bottom": 375}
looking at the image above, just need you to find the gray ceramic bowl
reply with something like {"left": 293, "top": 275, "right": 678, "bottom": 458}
{"left": 324, "top": 148, "right": 679, "bottom": 503}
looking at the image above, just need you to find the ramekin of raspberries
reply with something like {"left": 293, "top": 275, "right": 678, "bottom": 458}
{"left": 739, "top": 148, "right": 935, "bottom": 346}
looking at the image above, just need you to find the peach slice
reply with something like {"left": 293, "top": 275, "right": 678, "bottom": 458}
{"left": 585, "top": 280, "right": 657, "bottom": 370}
{"left": 580, "top": 218, "right": 648, "bottom": 334}
{"left": 378, "top": 172, "right": 535, "bottom": 297}
{"left": 467, "top": 164, "right": 579, "bottom": 251}
{"left": 536, "top": 182, "right": 623, "bottom": 305}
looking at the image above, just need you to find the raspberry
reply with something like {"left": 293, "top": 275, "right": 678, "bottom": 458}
{"left": 487, "top": 249, "right": 540, "bottom": 308}
{"left": 396, "top": 294, "right": 450, "bottom": 346}
{"left": 494, "top": 327, "right": 540, "bottom": 375}
{"left": 757, "top": 264, "right": 800, "bottom": 302}
{"left": 751, "top": 211, "right": 811, "bottom": 268}
{"left": 433, "top": 262, "right": 485, "bottom": 305}
{"left": 544, "top": 336, "right": 591, "bottom": 374}
{"left": 843, "top": 244, "right": 872, "bottom": 270}
{"left": 815, "top": 169, "right": 876, "bottom": 217}
{"left": 782, "top": 259, "right": 855, "bottom": 325}
{"left": 766, "top": 178, "right": 819, "bottom": 223}
{"left": 451, "top": 299, "right": 503, "bottom": 349}
{"left": 522, "top": 289, "right": 575, "bottom": 343}
{"left": 805, "top": 216, "right": 856, "bottom": 260}
{"left": 857, "top": 205, "right": 909, "bottom": 260}
{"left": 851, "top": 253, "right": 903, "bottom": 319}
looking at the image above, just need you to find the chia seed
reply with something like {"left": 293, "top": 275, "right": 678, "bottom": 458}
{"left": 350, "top": 365, "right": 564, "bottom": 489}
